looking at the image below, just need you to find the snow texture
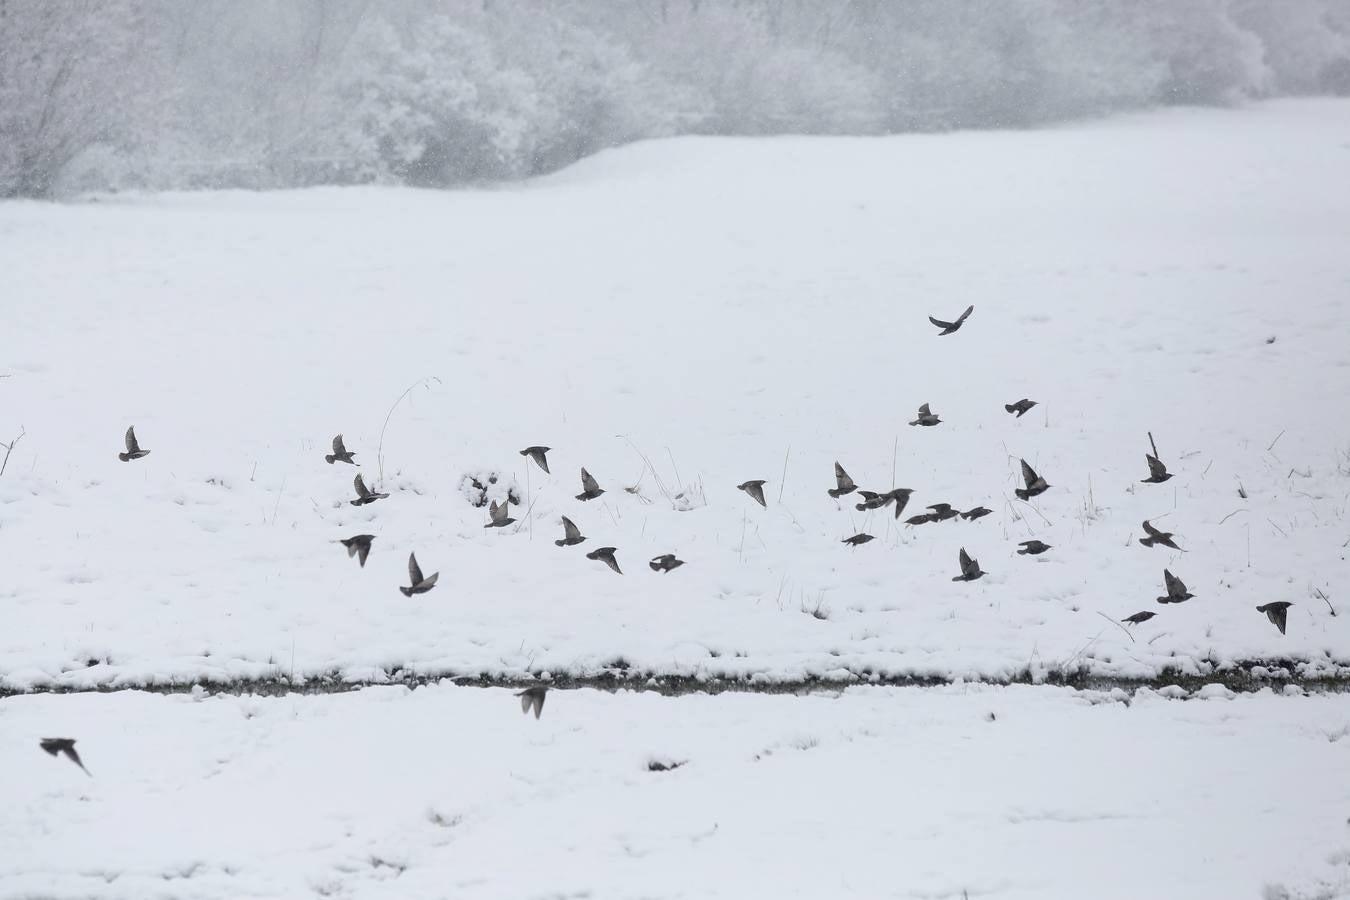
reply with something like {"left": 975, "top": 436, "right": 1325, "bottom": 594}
{"left": 2, "top": 100, "right": 1350, "bottom": 691}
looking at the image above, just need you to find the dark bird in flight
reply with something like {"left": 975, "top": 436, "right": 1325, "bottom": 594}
{"left": 829, "top": 462, "right": 857, "bottom": 498}
{"left": 520, "top": 446, "right": 551, "bottom": 474}
{"left": 928, "top": 304, "right": 974, "bottom": 335}
{"left": 961, "top": 506, "right": 992, "bottom": 521}
{"left": 842, "top": 533, "right": 875, "bottom": 547}
{"left": 909, "top": 403, "right": 942, "bottom": 427}
{"left": 575, "top": 468, "right": 605, "bottom": 501}
{"left": 586, "top": 546, "right": 622, "bottom": 574}
{"left": 927, "top": 503, "right": 959, "bottom": 522}
{"left": 649, "top": 553, "right": 685, "bottom": 572}
{"left": 738, "top": 480, "right": 767, "bottom": 508}
{"left": 325, "top": 434, "right": 356, "bottom": 465}
{"left": 40, "top": 738, "right": 91, "bottom": 775}
{"left": 1139, "top": 520, "right": 1180, "bottom": 550}
{"left": 1142, "top": 454, "right": 1173, "bottom": 483}
{"left": 350, "top": 473, "right": 389, "bottom": 506}
{"left": 484, "top": 499, "right": 516, "bottom": 529}
{"left": 952, "top": 547, "right": 986, "bottom": 581}
{"left": 555, "top": 515, "right": 586, "bottom": 547}
{"left": 855, "top": 491, "right": 887, "bottom": 511}
{"left": 1156, "top": 569, "right": 1194, "bottom": 604}
{"left": 119, "top": 426, "right": 150, "bottom": 462}
{"left": 905, "top": 513, "right": 936, "bottom": 526}
{"left": 1256, "top": 601, "right": 1292, "bottom": 635}
{"left": 1004, "top": 399, "right": 1038, "bottom": 418}
{"left": 1015, "top": 459, "right": 1050, "bottom": 500}
{"left": 339, "top": 534, "right": 374, "bottom": 567}
{"left": 1017, "top": 540, "right": 1051, "bottom": 555}
{"left": 886, "top": 489, "right": 915, "bottom": 518}
{"left": 517, "top": 686, "right": 547, "bottom": 719}
{"left": 1122, "top": 611, "right": 1157, "bottom": 625}
{"left": 399, "top": 552, "right": 438, "bottom": 596}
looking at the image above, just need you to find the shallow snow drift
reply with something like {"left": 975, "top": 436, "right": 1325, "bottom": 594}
{"left": 2, "top": 100, "right": 1349, "bottom": 690}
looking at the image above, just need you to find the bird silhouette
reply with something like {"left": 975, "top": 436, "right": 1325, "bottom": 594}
{"left": 928, "top": 503, "right": 959, "bottom": 522}
{"left": 738, "top": 480, "right": 767, "bottom": 508}
{"left": 118, "top": 426, "right": 150, "bottom": 462}
{"left": 400, "top": 553, "right": 438, "bottom": 596}
{"left": 484, "top": 499, "right": 516, "bottom": 529}
{"left": 350, "top": 473, "right": 389, "bottom": 506}
{"left": 1142, "top": 454, "right": 1173, "bottom": 483}
{"left": 842, "top": 533, "right": 875, "bottom": 546}
{"left": 517, "top": 686, "right": 547, "bottom": 719}
{"left": 855, "top": 491, "right": 888, "bottom": 511}
{"left": 1017, "top": 540, "right": 1051, "bottom": 555}
{"left": 555, "top": 516, "right": 586, "bottom": 547}
{"left": 1015, "top": 459, "right": 1050, "bottom": 500}
{"left": 520, "top": 446, "right": 551, "bottom": 474}
{"left": 829, "top": 462, "right": 857, "bottom": 498}
{"left": 339, "top": 534, "right": 374, "bottom": 567}
{"left": 909, "top": 403, "right": 942, "bottom": 426}
{"left": 1256, "top": 601, "right": 1292, "bottom": 635}
{"left": 905, "top": 513, "right": 936, "bottom": 526}
{"left": 586, "top": 546, "right": 622, "bottom": 574}
{"left": 961, "top": 506, "right": 992, "bottom": 521}
{"left": 325, "top": 434, "right": 356, "bottom": 465}
{"left": 575, "top": 468, "right": 605, "bottom": 501}
{"left": 649, "top": 553, "right": 685, "bottom": 572}
{"left": 1122, "top": 611, "right": 1157, "bottom": 625}
{"left": 1139, "top": 520, "right": 1180, "bottom": 550}
{"left": 1156, "top": 569, "right": 1194, "bottom": 604}
{"left": 1004, "top": 399, "right": 1037, "bottom": 418}
{"left": 928, "top": 304, "right": 974, "bottom": 335}
{"left": 40, "top": 738, "right": 90, "bottom": 775}
{"left": 952, "top": 547, "right": 985, "bottom": 581}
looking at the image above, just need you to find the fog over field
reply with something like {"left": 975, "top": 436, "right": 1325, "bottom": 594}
{"left": 3, "top": 0, "right": 1350, "bottom": 197}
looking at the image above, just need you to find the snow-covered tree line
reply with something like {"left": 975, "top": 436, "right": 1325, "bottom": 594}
{"left": 2, "top": 0, "right": 1348, "bottom": 198}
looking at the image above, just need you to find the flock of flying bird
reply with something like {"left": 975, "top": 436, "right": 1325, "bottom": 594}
{"left": 33, "top": 303, "right": 1298, "bottom": 770}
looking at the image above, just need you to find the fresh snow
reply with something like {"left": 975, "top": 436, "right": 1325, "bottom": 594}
{"left": 3, "top": 100, "right": 1350, "bottom": 690}
{"left": 4, "top": 684, "right": 1350, "bottom": 899}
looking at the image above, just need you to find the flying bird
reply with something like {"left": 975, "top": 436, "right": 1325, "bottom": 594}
{"left": 927, "top": 503, "right": 959, "bottom": 522}
{"left": 520, "top": 446, "right": 551, "bottom": 474}
{"left": 928, "top": 304, "right": 974, "bottom": 335}
{"left": 586, "top": 546, "right": 622, "bottom": 574}
{"left": 1004, "top": 399, "right": 1038, "bottom": 418}
{"left": 737, "top": 480, "right": 767, "bottom": 508}
{"left": 1017, "top": 540, "right": 1051, "bottom": 555}
{"left": 856, "top": 491, "right": 888, "bottom": 511}
{"left": 842, "top": 533, "right": 875, "bottom": 547}
{"left": 1142, "top": 454, "right": 1173, "bottom": 483}
{"left": 1156, "top": 569, "right": 1194, "bottom": 604}
{"left": 517, "top": 686, "right": 547, "bottom": 719}
{"left": 399, "top": 552, "right": 438, "bottom": 596}
{"left": 1122, "top": 611, "right": 1157, "bottom": 625}
{"left": 952, "top": 547, "right": 986, "bottom": 581}
{"left": 484, "top": 499, "right": 516, "bottom": 529}
{"left": 325, "top": 434, "right": 356, "bottom": 465}
{"left": 1139, "top": 520, "right": 1180, "bottom": 550}
{"left": 339, "top": 534, "right": 374, "bottom": 567}
{"left": 909, "top": 403, "right": 942, "bottom": 427}
{"left": 1015, "top": 459, "right": 1050, "bottom": 500}
{"left": 350, "top": 473, "right": 389, "bottom": 506}
{"left": 39, "top": 738, "right": 90, "bottom": 775}
{"left": 555, "top": 516, "right": 586, "bottom": 547}
{"left": 118, "top": 426, "right": 150, "bottom": 462}
{"left": 649, "top": 553, "right": 685, "bottom": 572}
{"left": 1256, "top": 601, "right": 1292, "bottom": 635}
{"left": 829, "top": 462, "right": 857, "bottom": 498}
{"left": 905, "top": 513, "right": 936, "bottom": 526}
{"left": 961, "top": 506, "right": 992, "bottom": 521}
{"left": 575, "top": 468, "right": 605, "bottom": 501}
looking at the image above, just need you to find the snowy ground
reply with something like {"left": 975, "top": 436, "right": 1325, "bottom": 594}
{"left": 4, "top": 683, "right": 1350, "bottom": 900}
{"left": 2, "top": 100, "right": 1350, "bottom": 691}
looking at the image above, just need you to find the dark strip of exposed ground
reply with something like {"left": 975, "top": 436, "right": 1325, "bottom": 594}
{"left": 4, "top": 659, "right": 1349, "bottom": 699}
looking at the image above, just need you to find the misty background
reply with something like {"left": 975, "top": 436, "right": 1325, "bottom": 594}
{"left": 2, "top": 0, "right": 1348, "bottom": 199}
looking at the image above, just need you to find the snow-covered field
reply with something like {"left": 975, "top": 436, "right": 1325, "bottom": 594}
{"left": 4, "top": 683, "right": 1350, "bottom": 900}
{"left": 3, "top": 100, "right": 1350, "bottom": 690}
